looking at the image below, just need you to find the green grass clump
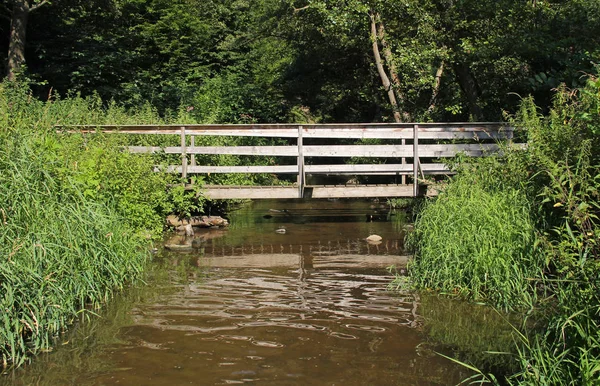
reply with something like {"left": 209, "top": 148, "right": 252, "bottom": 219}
{"left": 406, "top": 172, "right": 541, "bottom": 310}
{"left": 400, "top": 75, "right": 600, "bottom": 383}
{"left": 0, "top": 82, "right": 181, "bottom": 368}
{"left": 0, "top": 127, "right": 150, "bottom": 368}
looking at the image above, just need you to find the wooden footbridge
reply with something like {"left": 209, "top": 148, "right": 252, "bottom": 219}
{"left": 62, "top": 123, "right": 514, "bottom": 199}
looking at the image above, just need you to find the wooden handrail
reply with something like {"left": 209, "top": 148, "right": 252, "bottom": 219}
{"left": 56, "top": 122, "right": 517, "bottom": 198}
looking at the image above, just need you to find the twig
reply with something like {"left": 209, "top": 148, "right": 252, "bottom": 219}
{"left": 30, "top": 0, "right": 50, "bottom": 12}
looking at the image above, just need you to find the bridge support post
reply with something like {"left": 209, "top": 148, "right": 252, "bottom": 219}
{"left": 297, "top": 125, "right": 305, "bottom": 198}
{"left": 413, "top": 124, "right": 419, "bottom": 197}
{"left": 190, "top": 135, "right": 196, "bottom": 166}
{"left": 402, "top": 138, "right": 406, "bottom": 185}
{"left": 180, "top": 126, "right": 188, "bottom": 180}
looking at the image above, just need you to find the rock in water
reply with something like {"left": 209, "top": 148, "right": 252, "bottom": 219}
{"left": 184, "top": 223, "right": 194, "bottom": 236}
{"left": 275, "top": 227, "right": 286, "bottom": 234}
{"left": 164, "top": 243, "right": 193, "bottom": 252}
{"left": 366, "top": 234, "right": 382, "bottom": 242}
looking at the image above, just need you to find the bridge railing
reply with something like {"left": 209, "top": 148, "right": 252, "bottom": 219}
{"left": 59, "top": 123, "right": 514, "bottom": 198}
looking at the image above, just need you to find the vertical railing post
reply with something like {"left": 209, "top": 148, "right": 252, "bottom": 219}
{"left": 180, "top": 126, "right": 188, "bottom": 180}
{"left": 190, "top": 134, "right": 196, "bottom": 167}
{"left": 413, "top": 124, "right": 419, "bottom": 197}
{"left": 297, "top": 125, "right": 304, "bottom": 198}
{"left": 402, "top": 137, "right": 406, "bottom": 185}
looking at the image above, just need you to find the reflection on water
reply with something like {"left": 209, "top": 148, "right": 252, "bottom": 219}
{"left": 1, "top": 199, "right": 473, "bottom": 385}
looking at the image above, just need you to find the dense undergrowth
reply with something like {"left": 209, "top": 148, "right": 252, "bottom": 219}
{"left": 0, "top": 82, "right": 204, "bottom": 369}
{"left": 401, "top": 76, "right": 600, "bottom": 384}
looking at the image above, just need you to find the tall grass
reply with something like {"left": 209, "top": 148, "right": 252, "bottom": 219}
{"left": 405, "top": 171, "right": 541, "bottom": 310}
{"left": 400, "top": 75, "right": 600, "bottom": 383}
{"left": 0, "top": 82, "right": 181, "bottom": 368}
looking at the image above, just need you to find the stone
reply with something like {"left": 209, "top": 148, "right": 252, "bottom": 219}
{"left": 166, "top": 215, "right": 229, "bottom": 228}
{"left": 184, "top": 223, "right": 194, "bottom": 236}
{"left": 164, "top": 243, "right": 193, "bottom": 252}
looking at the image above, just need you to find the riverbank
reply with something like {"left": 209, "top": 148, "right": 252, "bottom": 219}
{"left": 0, "top": 82, "right": 199, "bottom": 369}
{"left": 402, "top": 78, "right": 600, "bottom": 383}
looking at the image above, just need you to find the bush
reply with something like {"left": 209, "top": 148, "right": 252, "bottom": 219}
{"left": 0, "top": 81, "right": 192, "bottom": 368}
{"left": 403, "top": 75, "right": 600, "bottom": 383}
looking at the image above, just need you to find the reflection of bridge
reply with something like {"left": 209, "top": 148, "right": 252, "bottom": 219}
{"left": 63, "top": 123, "right": 515, "bottom": 198}
{"left": 164, "top": 234, "right": 407, "bottom": 269}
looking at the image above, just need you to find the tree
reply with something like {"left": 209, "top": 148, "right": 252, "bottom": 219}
{"left": 5, "top": 0, "right": 48, "bottom": 81}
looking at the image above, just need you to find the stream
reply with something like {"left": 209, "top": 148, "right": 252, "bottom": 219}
{"left": 1, "top": 199, "right": 484, "bottom": 385}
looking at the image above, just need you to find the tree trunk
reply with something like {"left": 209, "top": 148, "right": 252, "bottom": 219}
{"left": 369, "top": 11, "right": 402, "bottom": 123}
{"left": 454, "top": 63, "right": 483, "bottom": 121}
{"left": 7, "top": 0, "right": 30, "bottom": 81}
{"left": 377, "top": 20, "right": 411, "bottom": 122}
{"left": 6, "top": 0, "right": 48, "bottom": 81}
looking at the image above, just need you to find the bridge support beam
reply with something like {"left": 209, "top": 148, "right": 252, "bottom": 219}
{"left": 202, "top": 184, "right": 418, "bottom": 199}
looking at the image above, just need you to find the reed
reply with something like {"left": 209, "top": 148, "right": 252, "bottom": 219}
{"left": 400, "top": 76, "right": 600, "bottom": 383}
{"left": 403, "top": 171, "right": 542, "bottom": 311}
{"left": 0, "top": 82, "right": 173, "bottom": 368}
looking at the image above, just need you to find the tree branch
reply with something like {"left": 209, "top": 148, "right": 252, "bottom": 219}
{"left": 29, "top": 0, "right": 49, "bottom": 12}
{"left": 293, "top": 5, "right": 310, "bottom": 13}
{"left": 377, "top": 18, "right": 410, "bottom": 122}
{"left": 427, "top": 60, "right": 445, "bottom": 115}
{"left": 369, "top": 11, "right": 402, "bottom": 123}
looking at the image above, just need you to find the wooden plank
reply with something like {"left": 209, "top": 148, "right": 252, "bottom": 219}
{"left": 303, "top": 127, "right": 512, "bottom": 140}
{"left": 305, "top": 163, "right": 451, "bottom": 174}
{"left": 128, "top": 146, "right": 163, "bottom": 153}
{"left": 421, "top": 143, "right": 500, "bottom": 157}
{"left": 202, "top": 184, "right": 420, "bottom": 199}
{"left": 303, "top": 143, "right": 499, "bottom": 157}
{"left": 163, "top": 163, "right": 451, "bottom": 175}
{"left": 188, "top": 145, "right": 298, "bottom": 156}
{"left": 202, "top": 186, "right": 300, "bottom": 199}
{"left": 179, "top": 129, "right": 298, "bottom": 138}
{"left": 304, "top": 145, "right": 408, "bottom": 157}
{"left": 170, "top": 165, "right": 299, "bottom": 174}
{"left": 190, "top": 136, "right": 196, "bottom": 166}
{"left": 305, "top": 164, "right": 412, "bottom": 174}
{"left": 180, "top": 127, "right": 187, "bottom": 179}
{"left": 58, "top": 123, "right": 513, "bottom": 140}
{"left": 298, "top": 126, "right": 305, "bottom": 198}
{"left": 132, "top": 144, "right": 500, "bottom": 158}
{"left": 309, "top": 185, "right": 415, "bottom": 198}
{"left": 130, "top": 145, "right": 298, "bottom": 156}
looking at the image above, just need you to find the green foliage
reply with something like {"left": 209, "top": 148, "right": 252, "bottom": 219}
{"left": 0, "top": 81, "right": 206, "bottom": 369}
{"left": 46, "top": 133, "right": 172, "bottom": 234}
{"left": 502, "top": 77, "right": 600, "bottom": 385}
{"left": 405, "top": 76, "right": 600, "bottom": 383}
{"left": 167, "top": 178, "right": 204, "bottom": 218}
{"left": 3, "top": 0, "right": 599, "bottom": 122}
{"left": 405, "top": 172, "right": 541, "bottom": 310}
{"left": 0, "top": 91, "right": 150, "bottom": 367}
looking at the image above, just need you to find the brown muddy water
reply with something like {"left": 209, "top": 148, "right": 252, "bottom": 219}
{"left": 1, "top": 199, "right": 480, "bottom": 386}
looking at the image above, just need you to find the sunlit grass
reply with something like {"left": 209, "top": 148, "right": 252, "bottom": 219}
{"left": 402, "top": 172, "right": 542, "bottom": 311}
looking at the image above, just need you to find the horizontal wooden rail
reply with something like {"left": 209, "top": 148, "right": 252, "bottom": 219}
{"left": 59, "top": 123, "right": 513, "bottom": 139}
{"left": 57, "top": 123, "right": 517, "bottom": 198}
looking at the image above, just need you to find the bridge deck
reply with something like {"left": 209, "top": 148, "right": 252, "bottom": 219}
{"left": 201, "top": 184, "right": 424, "bottom": 199}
